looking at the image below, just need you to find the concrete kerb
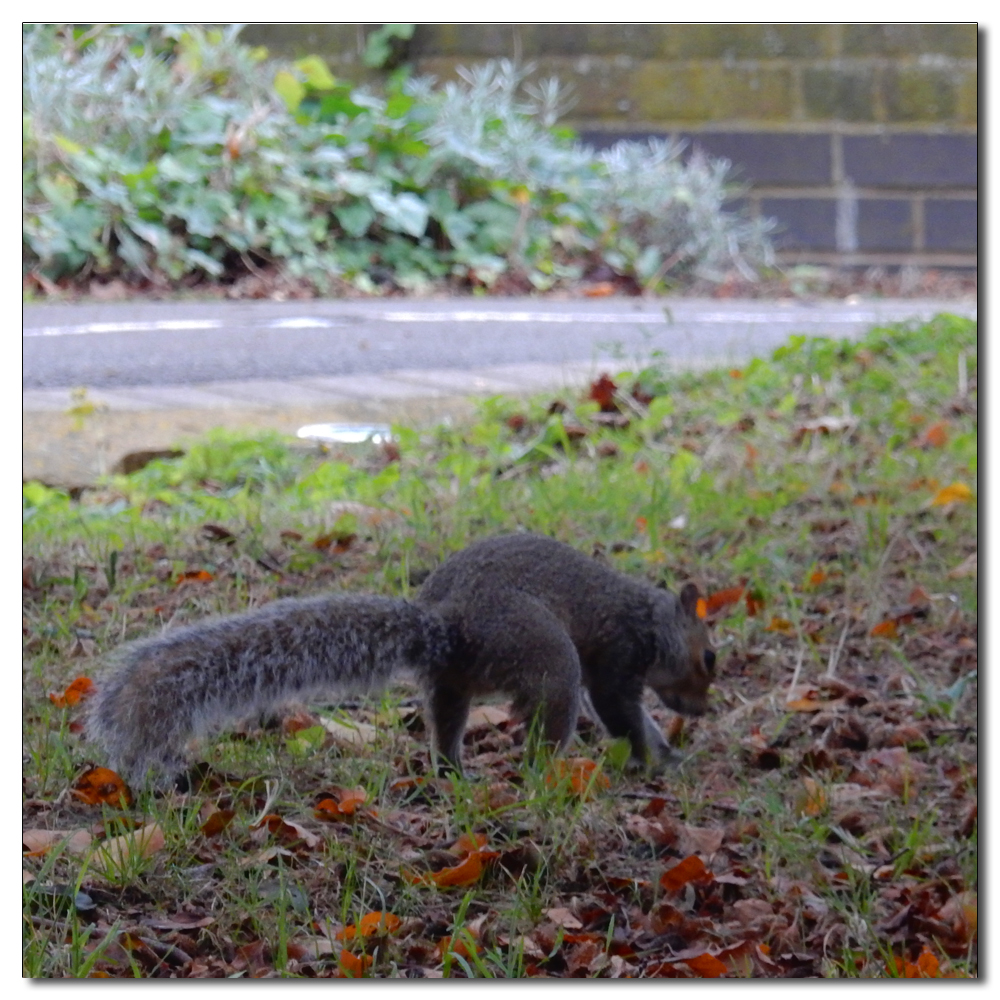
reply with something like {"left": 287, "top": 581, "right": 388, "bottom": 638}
{"left": 22, "top": 361, "right": 602, "bottom": 486}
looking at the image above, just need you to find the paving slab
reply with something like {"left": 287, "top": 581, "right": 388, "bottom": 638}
{"left": 22, "top": 362, "right": 591, "bottom": 486}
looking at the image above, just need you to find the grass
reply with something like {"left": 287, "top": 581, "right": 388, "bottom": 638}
{"left": 23, "top": 314, "right": 977, "bottom": 978}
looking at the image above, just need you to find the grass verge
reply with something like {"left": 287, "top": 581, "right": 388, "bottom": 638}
{"left": 23, "top": 314, "right": 977, "bottom": 978}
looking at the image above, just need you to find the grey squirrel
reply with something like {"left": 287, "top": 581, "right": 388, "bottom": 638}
{"left": 88, "top": 533, "right": 715, "bottom": 785}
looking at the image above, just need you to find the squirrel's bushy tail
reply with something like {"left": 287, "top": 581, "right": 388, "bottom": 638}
{"left": 88, "top": 594, "right": 451, "bottom": 785}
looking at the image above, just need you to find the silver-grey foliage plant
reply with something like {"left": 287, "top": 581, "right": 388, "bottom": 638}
{"left": 23, "top": 25, "right": 774, "bottom": 291}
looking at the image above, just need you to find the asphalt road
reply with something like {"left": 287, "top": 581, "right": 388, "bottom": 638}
{"left": 22, "top": 297, "right": 976, "bottom": 391}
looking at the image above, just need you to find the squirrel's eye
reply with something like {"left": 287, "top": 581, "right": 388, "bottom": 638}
{"left": 703, "top": 649, "right": 716, "bottom": 672}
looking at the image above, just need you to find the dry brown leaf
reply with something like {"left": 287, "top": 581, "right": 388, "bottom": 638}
{"left": 545, "top": 907, "right": 583, "bottom": 930}
{"left": 795, "top": 777, "right": 828, "bottom": 817}
{"left": 90, "top": 822, "right": 165, "bottom": 876}
{"left": 23, "top": 828, "right": 93, "bottom": 856}
{"left": 321, "top": 717, "right": 379, "bottom": 747}
{"left": 199, "top": 808, "right": 236, "bottom": 837}
{"left": 466, "top": 704, "right": 513, "bottom": 728}
{"left": 948, "top": 552, "right": 977, "bottom": 578}
{"left": 250, "top": 814, "right": 321, "bottom": 849}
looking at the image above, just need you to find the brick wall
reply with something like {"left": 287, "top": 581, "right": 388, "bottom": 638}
{"left": 242, "top": 23, "right": 979, "bottom": 270}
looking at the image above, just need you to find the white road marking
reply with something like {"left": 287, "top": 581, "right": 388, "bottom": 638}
{"left": 23, "top": 306, "right": 974, "bottom": 339}
{"left": 373, "top": 310, "right": 896, "bottom": 324}
{"left": 23, "top": 319, "right": 223, "bottom": 338}
{"left": 269, "top": 317, "right": 337, "bottom": 328}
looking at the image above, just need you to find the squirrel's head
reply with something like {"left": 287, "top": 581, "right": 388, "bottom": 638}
{"left": 647, "top": 582, "right": 715, "bottom": 717}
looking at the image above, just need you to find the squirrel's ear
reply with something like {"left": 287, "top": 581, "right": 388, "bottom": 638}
{"left": 679, "top": 582, "right": 702, "bottom": 617}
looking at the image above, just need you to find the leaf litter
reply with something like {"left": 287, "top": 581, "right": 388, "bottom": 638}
{"left": 22, "top": 317, "right": 976, "bottom": 977}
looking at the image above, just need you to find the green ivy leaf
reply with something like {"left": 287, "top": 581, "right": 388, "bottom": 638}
{"left": 273, "top": 70, "right": 305, "bottom": 113}
{"left": 335, "top": 201, "right": 376, "bottom": 238}
{"left": 385, "top": 93, "right": 414, "bottom": 119}
{"left": 294, "top": 55, "right": 336, "bottom": 90}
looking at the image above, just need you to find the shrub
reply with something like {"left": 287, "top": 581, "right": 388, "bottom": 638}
{"left": 23, "top": 24, "right": 774, "bottom": 293}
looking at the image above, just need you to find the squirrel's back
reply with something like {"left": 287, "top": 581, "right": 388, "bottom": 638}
{"left": 418, "top": 533, "right": 657, "bottom": 638}
{"left": 419, "top": 533, "right": 647, "bottom": 604}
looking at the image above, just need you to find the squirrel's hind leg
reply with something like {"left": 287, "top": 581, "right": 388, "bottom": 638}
{"left": 427, "top": 681, "right": 472, "bottom": 777}
{"left": 501, "top": 602, "right": 581, "bottom": 757}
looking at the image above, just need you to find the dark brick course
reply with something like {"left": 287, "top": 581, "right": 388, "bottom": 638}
{"left": 925, "top": 200, "right": 979, "bottom": 252}
{"left": 760, "top": 198, "right": 838, "bottom": 251}
{"left": 578, "top": 131, "right": 832, "bottom": 186}
{"left": 534, "top": 24, "right": 665, "bottom": 59}
{"left": 664, "top": 24, "right": 832, "bottom": 59}
{"left": 802, "top": 67, "right": 877, "bottom": 122}
{"left": 883, "top": 67, "right": 959, "bottom": 122}
{"left": 842, "top": 134, "right": 978, "bottom": 188}
{"left": 857, "top": 199, "right": 914, "bottom": 251}
{"left": 842, "top": 23, "right": 977, "bottom": 58}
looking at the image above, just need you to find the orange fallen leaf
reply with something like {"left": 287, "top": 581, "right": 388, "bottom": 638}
{"left": 582, "top": 282, "right": 615, "bottom": 298}
{"left": 412, "top": 848, "right": 501, "bottom": 889}
{"left": 453, "top": 832, "right": 489, "bottom": 857}
{"left": 660, "top": 855, "right": 713, "bottom": 892}
{"left": 49, "top": 676, "right": 96, "bottom": 707}
{"left": 337, "top": 911, "right": 401, "bottom": 941}
{"left": 546, "top": 757, "right": 610, "bottom": 797}
{"left": 175, "top": 569, "right": 214, "bottom": 586}
{"left": 745, "top": 592, "right": 765, "bottom": 617}
{"left": 729, "top": 369, "right": 743, "bottom": 379}
{"left": 437, "top": 933, "right": 480, "bottom": 959}
{"left": 786, "top": 694, "right": 846, "bottom": 713}
{"left": 930, "top": 482, "right": 973, "bottom": 506}
{"left": 871, "top": 619, "right": 900, "bottom": 639}
{"left": 917, "top": 422, "right": 948, "bottom": 448}
{"left": 705, "top": 585, "right": 745, "bottom": 615}
{"left": 635, "top": 515, "right": 648, "bottom": 533}
{"left": 888, "top": 944, "right": 946, "bottom": 978}
{"left": 314, "top": 786, "right": 368, "bottom": 820}
{"left": 72, "top": 767, "right": 131, "bottom": 807}
{"left": 681, "top": 952, "right": 729, "bottom": 978}
{"left": 764, "top": 616, "right": 794, "bottom": 634}
{"left": 337, "top": 950, "right": 372, "bottom": 977}
{"left": 807, "top": 569, "right": 827, "bottom": 587}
